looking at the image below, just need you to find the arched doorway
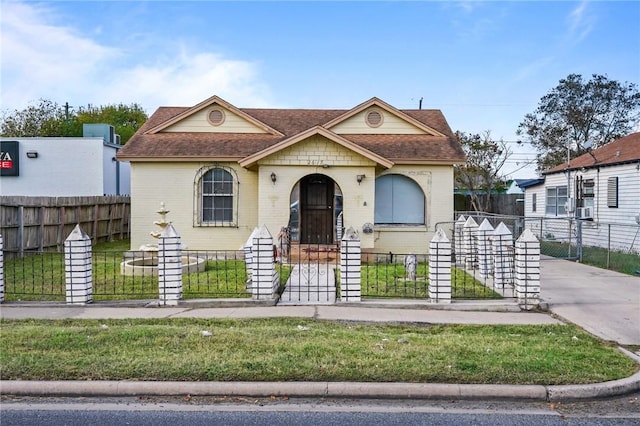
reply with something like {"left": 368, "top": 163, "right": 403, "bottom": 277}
{"left": 289, "top": 174, "right": 343, "bottom": 244}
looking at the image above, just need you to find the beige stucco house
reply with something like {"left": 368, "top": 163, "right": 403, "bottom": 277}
{"left": 117, "top": 95, "right": 465, "bottom": 253}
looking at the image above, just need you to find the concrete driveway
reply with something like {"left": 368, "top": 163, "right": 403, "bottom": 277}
{"left": 541, "top": 258, "right": 640, "bottom": 345}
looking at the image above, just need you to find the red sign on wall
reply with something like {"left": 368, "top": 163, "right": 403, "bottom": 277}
{"left": 0, "top": 141, "right": 20, "bottom": 176}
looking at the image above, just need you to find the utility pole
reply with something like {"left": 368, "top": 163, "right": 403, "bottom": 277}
{"left": 64, "top": 102, "right": 72, "bottom": 121}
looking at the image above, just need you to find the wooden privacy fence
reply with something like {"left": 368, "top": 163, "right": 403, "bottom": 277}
{"left": 0, "top": 196, "right": 130, "bottom": 258}
{"left": 454, "top": 194, "right": 524, "bottom": 216}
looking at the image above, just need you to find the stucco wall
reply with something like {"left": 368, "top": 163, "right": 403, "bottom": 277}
{"left": 372, "top": 165, "right": 454, "bottom": 254}
{"left": 129, "top": 141, "right": 456, "bottom": 254}
{"left": 129, "top": 162, "right": 258, "bottom": 251}
{"left": 257, "top": 135, "right": 377, "bottom": 248}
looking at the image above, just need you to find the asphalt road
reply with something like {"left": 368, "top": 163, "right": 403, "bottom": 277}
{"left": 3, "top": 409, "right": 638, "bottom": 426}
{"left": 2, "top": 394, "right": 639, "bottom": 426}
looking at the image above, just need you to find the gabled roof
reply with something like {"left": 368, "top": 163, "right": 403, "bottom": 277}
{"left": 323, "top": 97, "right": 447, "bottom": 137}
{"left": 117, "top": 96, "right": 466, "bottom": 166}
{"left": 144, "top": 95, "right": 283, "bottom": 136}
{"left": 544, "top": 132, "right": 640, "bottom": 174}
{"left": 239, "top": 126, "right": 394, "bottom": 168}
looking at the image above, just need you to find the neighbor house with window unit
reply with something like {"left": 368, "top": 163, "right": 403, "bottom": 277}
{"left": 523, "top": 132, "right": 640, "bottom": 252}
{"left": 117, "top": 95, "right": 465, "bottom": 253}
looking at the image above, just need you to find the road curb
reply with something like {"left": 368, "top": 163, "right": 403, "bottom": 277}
{"left": 2, "top": 377, "right": 638, "bottom": 401}
{"left": 546, "top": 369, "right": 640, "bottom": 401}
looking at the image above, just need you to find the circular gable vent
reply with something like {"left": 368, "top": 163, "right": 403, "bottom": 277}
{"left": 208, "top": 108, "right": 225, "bottom": 126}
{"left": 365, "top": 110, "right": 383, "bottom": 128}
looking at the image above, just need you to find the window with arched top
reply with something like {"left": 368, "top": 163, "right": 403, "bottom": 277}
{"left": 194, "top": 165, "right": 238, "bottom": 226}
{"left": 374, "top": 174, "right": 425, "bottom": 224}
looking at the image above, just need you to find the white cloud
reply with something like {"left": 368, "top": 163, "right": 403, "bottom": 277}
{"left": 567, "top": 1, "right": 595, "bottom": 43}
{"left": 0, "top": 2, "right": 119, "bottom": 109}
{"left": 0, "top": 2, "right": 273, "bottom": 115}
{"left": 99, "top": 49, "right": 273, "bottom": 112}
{"left": 512, "top": 56, "right": 554, "bottom": 83}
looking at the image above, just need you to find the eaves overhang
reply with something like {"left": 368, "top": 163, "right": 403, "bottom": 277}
{"left": 238, "top": 126, "right": 394, "bottom": 169}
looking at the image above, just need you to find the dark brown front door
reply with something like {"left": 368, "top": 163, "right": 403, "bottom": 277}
{"left": 300, "top": 174, "right": 334, "bottom": 244}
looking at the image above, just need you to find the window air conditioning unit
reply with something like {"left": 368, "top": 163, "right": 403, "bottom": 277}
{"left": 577, "top": 207, "right": 593, "bottom": 220}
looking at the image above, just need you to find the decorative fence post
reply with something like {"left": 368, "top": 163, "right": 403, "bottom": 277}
{"left": 463, "top": 216, "right": 479, "bottom": 270}
{"left": 429, "top": 229, "right": 451, "bottom": 303}
{"left": 493, "top": 222, "right": 514, "bottom": 289}
{"left": 64, "top": 225, "right": 93, "bottom": 304}
{"left": 340, "top": 227, "right": 361, "bottom": 302}
{"left": 477, "top": 219, "right": 494, "bottom": 280}
{"left": 514, "top": 229, "right": 541, "bottom": 310}
{"left": 158, "top": 223, "right": 183, "bottom": 305}
{"left": 243, "top": 227, "right": 259, "bottom": 290}
{"left": 251, "top": 225, "right": 278, "bottom": 301}
{"left": 0, "top": 234, "right": 4, "bottom": 303}
{"left": 454, "top": 215, "right": 466, "bottom": 266}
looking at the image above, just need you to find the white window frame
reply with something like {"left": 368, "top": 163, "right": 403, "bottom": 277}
{"left": 193, "top": 165, "right": 239, "bottom": 227}
{"left": 545, "top": 186, "right": 567, "bottom": 216}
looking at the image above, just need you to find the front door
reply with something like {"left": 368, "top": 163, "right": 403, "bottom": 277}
{"left": 300, "top": 174, "right": 334, "bottom": 244}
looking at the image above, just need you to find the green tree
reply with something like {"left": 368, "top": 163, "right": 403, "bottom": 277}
{"left": 76, "top": 103, "right": 148, "bottom": 144}
{"left": 517, "top": 74, "right": 640, "bottom": 172}
{"left": 0, "top": 99, "right": 76, "bottom": 137}
{"left": 1, "top": 100, "right": 148, "bottom": 144}
{"left": 454, "top": 130, "right": 511, "bottom": 212}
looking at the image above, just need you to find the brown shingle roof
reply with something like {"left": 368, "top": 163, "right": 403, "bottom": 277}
{"left": 118, "top": 100, "right": 465, "bottom": 165}
{"left": 544, "top": 132, "right": 640, "bottom": 174}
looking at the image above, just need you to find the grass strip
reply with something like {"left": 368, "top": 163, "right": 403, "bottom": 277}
{"left": 541, "top": 241, "right": 640, "bottom": 276}
{"left": 361, "top": 263, "right": 500, "bottom": 299}
{"left": 1, "top": 318, "right": 636, "bottom": 385}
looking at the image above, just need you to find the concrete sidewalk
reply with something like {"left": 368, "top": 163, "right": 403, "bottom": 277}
{"left": 0, "top": 302, "right": 561, "bottom": 325}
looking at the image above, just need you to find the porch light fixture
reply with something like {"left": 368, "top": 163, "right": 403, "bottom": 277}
{"left": 270, "top": 172, "right": 277, "bottom": 184}
{"left": 356, "top": 174, "right": 366, "bottom": 184}
{"left": 26, "top": 151, "right": 38, "bottom": 159}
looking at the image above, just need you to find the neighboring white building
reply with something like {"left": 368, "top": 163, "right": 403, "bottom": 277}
{"left": 0, "top": 124, "right": 130, "bottom": 196}
{"left": 524, "top": 132, "right": 640, "bottom": 253}
{"left": 506, "top": 178, "right": 543, "bottom": 195}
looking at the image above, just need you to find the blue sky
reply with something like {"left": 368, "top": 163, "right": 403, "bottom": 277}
{"left": 1, "top": 1, "right": 639, "bottom": 178}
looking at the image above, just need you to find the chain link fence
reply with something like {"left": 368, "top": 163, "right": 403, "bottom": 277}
{"left": 451, "top": 212, "right": 640, "bottom": 275}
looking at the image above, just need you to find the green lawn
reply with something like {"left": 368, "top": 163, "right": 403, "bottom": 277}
{"left": 4, "top": 240, "right": 502, "bottom": 301}
{"left": 541, "top": 241, "right": 640, "bottom": 276}
{"left": 361, "top": 262, "right": 501, "bottom": 299}
{"left": 3, "top": 239, "right": 250, "bottom": 301}
{"left": 1, "top": 318, "right": 636, "bottom": 385}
